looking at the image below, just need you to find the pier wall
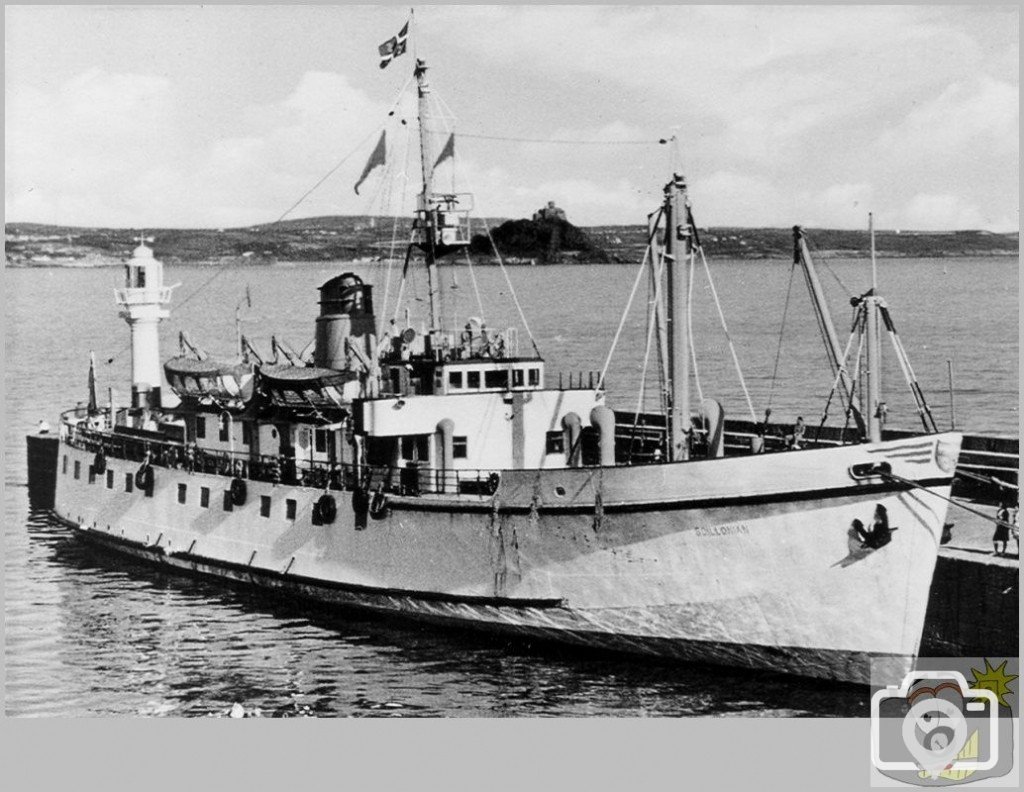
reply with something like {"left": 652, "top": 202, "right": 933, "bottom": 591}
{"left": 921, "top": 548, "right": 1019, "bottom": 657}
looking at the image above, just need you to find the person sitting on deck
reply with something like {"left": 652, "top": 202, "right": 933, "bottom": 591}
{"left": 853, "top": 504, "right": 893, "bottom": 549}
{"left": 993, "top": 502, "right": 1011, "bottom": 556}
{"left": 786, "top": 416, "right": 806, "bottom": 450}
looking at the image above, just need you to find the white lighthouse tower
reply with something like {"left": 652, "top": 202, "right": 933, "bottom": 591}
{"left": 115, "top": 238, "right": 175, "bottom": 409}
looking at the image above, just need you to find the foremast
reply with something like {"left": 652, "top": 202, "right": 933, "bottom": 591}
{"left": 411, "top": 57, "right": 471, "bottom": 356}
{"left": 663, "top": 174, "right": 693, "bottom": 461}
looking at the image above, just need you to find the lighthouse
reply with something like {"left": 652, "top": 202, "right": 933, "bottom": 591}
{"left": 115, "top": 239, "right": 175, "bottom": 409}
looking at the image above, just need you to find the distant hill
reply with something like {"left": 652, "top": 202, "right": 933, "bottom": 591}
{"left": 5, "top": 217, "right": 1018, "bottom": 267}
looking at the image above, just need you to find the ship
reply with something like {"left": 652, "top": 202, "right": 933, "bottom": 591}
{"left": 38, "top": 44, "right": 965, "bottom": 686}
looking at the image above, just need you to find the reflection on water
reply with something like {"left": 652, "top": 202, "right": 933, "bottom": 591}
{"left": 5, "top": 258, "right": 1015, "bottom": 716}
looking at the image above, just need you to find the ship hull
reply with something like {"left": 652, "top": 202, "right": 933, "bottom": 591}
{"left": 53, "top": 433, "right": 962, "bottom": 684}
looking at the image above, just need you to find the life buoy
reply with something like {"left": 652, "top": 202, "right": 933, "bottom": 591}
{"left": 487, "top": 472, "right": 501, "bottom": 495}
{"left": 368, "top": 490, "right": 388, "bottom": 520}
{"left": 93, "top": 451, "right": 106, "bottom": 475}
{"left": 135, "top": 465, "right": 153, "bottom": 492}
{"left": 317, "top": 493, "right": 337, "bottom": 524}
{"left": 230, "top": 477, "right": 247, "bottom": 507}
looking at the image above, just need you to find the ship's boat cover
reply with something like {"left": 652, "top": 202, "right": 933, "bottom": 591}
{"left": 257, "top": 365, "right": 359, "bottom": 408}
{"left": 164, "top": 356, "right": 256, "bottom": 404}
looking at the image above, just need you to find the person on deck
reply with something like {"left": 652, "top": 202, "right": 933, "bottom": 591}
{"left": 993, "top": 502, "right": 1011, "bottom": 556}
{"left": 787, "top": 416, "right": 806, "bottom": 450}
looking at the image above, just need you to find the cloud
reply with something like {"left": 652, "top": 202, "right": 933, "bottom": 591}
{"left": 902, "top": 193, "right": 986, "bottom": 230}
{"left": 877, "top": 77, "right": 1018, "bottom": 161}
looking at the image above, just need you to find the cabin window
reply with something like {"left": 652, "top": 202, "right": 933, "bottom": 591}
{"left": 314, "top": 429, "right": 328, "bottom": 454}
{"left": 177, "top": 483, "right": 187, "bottom": 504}
{"left": 467, "top": 371, "right": 480, "bottom": 389}
{"left": 485, "top": 369, "right": 509, "bottom": 389}
{"left": 546, "top": 431, "right": 565, "bottom": 454}
{"left": 528, "top": 368, "right": 540, "bottom": 387}
{"left": 200, "top": 487, "right": 210, "bottom": 508}
{"left": 512, "top": 369, "right": 525, "bottom": 387}
{"left": 88, "top": 465, "right": 96, "bottom": 484}
{"left": 219, "top": 416, "right": 229, "bottom": 442}
{"left": 125, "top": 473, "right": 133, "bottom": 493}
{"left": 196, "top": 416, "right": 206, "bottom": 439}
{"left": 260, "top": 495, "right": 272, "bottom": 518}
{"left": 106, "top": 470, "right": 114, "bottom": 489}
{"left": 222, "top": 491, "right": 233, "bottom": 512}
{"left": 286, "top": 499, "right": 297, "bottom": 521}
{"left": 241, "top": 422, "right": 252, "bottom": 446}
{"left": 74, "top": 460, "right": 80, "bottom": 480}
{"left": 452, "top": 436, "right": 468, "bottom": 459}
{"left": 448, "top": 371, "right": 463, "bottom": 389}
{"left": 62, "top": 455, "right": 68, "bottom": 474}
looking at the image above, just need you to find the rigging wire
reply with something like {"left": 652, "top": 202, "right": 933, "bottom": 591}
{"left": 456, "top": 132, "right": 661, "bottom": 146}
{"left": 462, "top": 247, "right": 487, "bottom": 324}
{"left": 687, "top": 248, "right": 704, "bottom": 404}
{"left": 635, "top": 248, "right": 666, "bottom": 417}
{"left": 595, "top": 244, "right": 650, "bottom": 393}
{"left": 765, "top": 261, "right": 798, "bottom": 410}
{"left": 273, "top": 74, "right": 414, "bottom": 225}
{"left": 696, "top": 243, "right": 757, "bottom": 421}
{"left": 478, "top": 218, "right": 542, "bottom": 358}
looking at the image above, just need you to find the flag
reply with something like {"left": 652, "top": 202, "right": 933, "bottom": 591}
{"left": 354, "top": 131, "right": 387, "bottom": 194}
{"left": 433, "top": 133, "right": 455, "bottom": 170}
{"left": 87, "top": 351, "right": 98, "bottom": 413}
{"left": 378, "top": 21, "right": 409, "bottom": 69}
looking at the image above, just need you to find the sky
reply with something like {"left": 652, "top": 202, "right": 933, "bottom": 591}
{"left": 4, "top": 4, "right": 1019, "bottom": 231}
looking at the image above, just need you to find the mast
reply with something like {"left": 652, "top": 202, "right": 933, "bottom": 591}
{"left": 414, "top": 58, "right": 442, "bottom": 335}
{"left": 864, "top": 212, "right": 883, "bottom": 442}
{"left": 663, "top": 174, "right": 692, "bottom": 461}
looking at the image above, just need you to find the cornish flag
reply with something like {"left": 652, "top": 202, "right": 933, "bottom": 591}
{"left": 378, "top": 21, "right": 409, "bottom": 69}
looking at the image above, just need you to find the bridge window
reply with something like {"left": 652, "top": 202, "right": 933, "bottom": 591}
{"left": 106, "top": 470, "right": 114, "bottom": 489}
{"left": 125, "top": 473, "right": 133, "bottom": 493}
{"left": 74, "top": 460, "right": 80, "bottom": 479}
{"left": 260, "top": 495, "right": 272, "bottom": 518}
{"left": 286, "top": 499, "right": 297, "bottom": 520}
{"left": 448, "top": 370, "right": 463, "bottom": 389}
{"left": 196, "top": 416, "right": 206, "bottom": 439}
{"left": 314, "top": 429, "right": 328, "bottom": 454}
{"left": 528, "top": 368, "right": 540, "bottom": 387}
{"left": 177, "top": 483, "right": 187, "bottom": 504}
{"left": 512, "top": 369, "right": 524, "bottom": 387}
{"left": 467, "top": 371, "right": 480, "bottom": 389}
{"left": 546, "top": 431, "right": 565, "bottom": 454}
{"left": 200, "top": 487, "right": 210, "bottom": 508}
{"left": 485, "top": 370, "right": 509, "bottom": 389}
{"left": 453, "top": 436, "right": 468, "bottom": 459}
{"left": 219, "top": 417, "right": 229, "bottom": 442}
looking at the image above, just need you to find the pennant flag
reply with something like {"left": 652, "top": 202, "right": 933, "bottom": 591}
{"left": 354, "top": 131, "right": 387, "bottom": 194}
{"left": 433, "top": 133, "right": 455, "bottom": 170}
{"left": 87, "top": 351, "right": 98, "bottom": 413}
{"left": 378, "top": 21, "right": 409, "bottom": 69}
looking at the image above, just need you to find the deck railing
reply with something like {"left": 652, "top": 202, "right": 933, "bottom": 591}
{"left": 60, "top": 411, "right": 501, "bottom": 498}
